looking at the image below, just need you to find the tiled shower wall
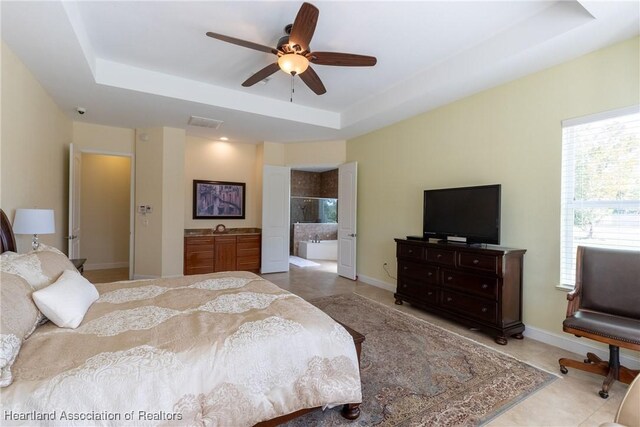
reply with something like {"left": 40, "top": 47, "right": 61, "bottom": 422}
{"left": 291, "top": 170, "right": 338, "bottom": 198}
{"left": 292, "top": 223, "right": 339, "bottom": 256}
{"left": 290, "top": 169, "right": 339, "bottom": 255}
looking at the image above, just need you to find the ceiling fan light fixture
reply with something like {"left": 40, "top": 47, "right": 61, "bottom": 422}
{"left": 278, "top": 53, "right": 309, "bottom": 75}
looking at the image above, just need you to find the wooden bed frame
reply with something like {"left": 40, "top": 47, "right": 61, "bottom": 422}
{"left": 0, "top": 209, "right": 17, "bottom": 253}
{"left": 0, "top": 208, "right": 362, "bottom": 425}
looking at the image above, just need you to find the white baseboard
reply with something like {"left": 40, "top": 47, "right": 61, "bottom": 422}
{"left": 524, "top": 325, "right": 640, "bottom": 369}
{"left": 357, "top": 274, "right": 396, "bottom": 292}
{"left": 85, "top": 262, "right": 129, "bottom": 271}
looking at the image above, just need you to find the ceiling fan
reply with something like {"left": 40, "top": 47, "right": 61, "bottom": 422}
{"left": 206, "top": 2, "right": 377, "bottom": 95}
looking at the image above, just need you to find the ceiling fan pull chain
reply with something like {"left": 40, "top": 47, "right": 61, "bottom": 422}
{"left": 290, "top": 74, "right": 294, "bottom": 103}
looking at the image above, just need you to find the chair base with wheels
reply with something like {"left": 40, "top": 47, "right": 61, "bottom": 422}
{"left": 560, "top": 345, "right": 639, "bottom": 399}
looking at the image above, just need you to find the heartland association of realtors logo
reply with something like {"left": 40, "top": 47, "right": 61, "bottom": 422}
{"left": 3, "top": 410, "right": 182, "bottom": 422}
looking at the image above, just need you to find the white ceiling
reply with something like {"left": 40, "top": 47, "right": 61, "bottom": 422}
{"left": 1, "top": 1, "right": 638, "bottom": 143}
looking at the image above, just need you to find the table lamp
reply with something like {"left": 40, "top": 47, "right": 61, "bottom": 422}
{"left": 12, "top": 208, "right": 55, "bottom": 250}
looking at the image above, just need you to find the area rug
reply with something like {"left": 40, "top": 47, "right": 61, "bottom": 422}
{"left": 285, "top": 293, "right": 556, "bottom": 426}
{"left": 289, "top": 255, "right": 321, "bottom": 267}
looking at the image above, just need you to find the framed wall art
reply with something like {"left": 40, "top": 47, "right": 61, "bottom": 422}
{"left": 193, "top": 180, "right": 246, "bottom": 219}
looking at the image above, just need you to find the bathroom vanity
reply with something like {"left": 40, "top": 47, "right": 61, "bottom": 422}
{"left": 184, "top": 228, "right": 261, "bottom": 275}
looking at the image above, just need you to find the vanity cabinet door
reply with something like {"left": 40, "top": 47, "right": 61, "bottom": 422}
{"left": 214, "top": 236, "right": 237, "bottom": 272}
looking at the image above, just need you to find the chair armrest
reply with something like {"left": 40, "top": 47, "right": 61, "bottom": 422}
{"left": 566, "top": 288, "right": 581, "bottom": 317}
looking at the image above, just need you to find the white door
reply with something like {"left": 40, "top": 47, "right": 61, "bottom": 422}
{"left": 68, "top": 144, "right": 81, "bottom": 258}
{"left": 261, "top": 165, "right": 291, "bottom": 274}
{"left": 338, "top": 162, "right": 357, "bottom": 280}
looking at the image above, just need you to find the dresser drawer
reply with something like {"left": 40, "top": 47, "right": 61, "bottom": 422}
{"left": 185, "top": 236, "right": 214, "bottom": 246}
{"left": 398, "top": 260, "right": 437, "bottom": 283}
{"left": 426, "top": 248, "right": 455, "bottom": 266}
{"left": 441, "top": 270, "right": 498, "bottom": 300}
{"left": 458, "top": 252, "right": 499, "bottom": 274}
{"left": 397, "top": 244, "right": 425, "bottom": 260}
{"left": 236, "top": 256, "right": 260, "bottom": 271}
{"left": 185, "top": 249, "right": 214, "bottom": 268}
{"left": 237, "top": 235, "right": 260, "bottom": 245}
{"left": 237, "top": 244, "right": 260, "bottom": 258}
{"left": 396, "top": 278, "right": 438, "bottom": 303}
{"left": 441, "top": 290, "right": 497, "bottom": 323}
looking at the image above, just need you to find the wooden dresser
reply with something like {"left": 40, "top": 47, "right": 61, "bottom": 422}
{"left": 184, "top": 231, "right": 261, "bottom": 275}
{"left": 394, "top": 238, "right": 526, "bottom": 345}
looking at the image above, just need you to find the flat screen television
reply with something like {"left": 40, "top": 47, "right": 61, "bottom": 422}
{"left": 423, "top": 184, "right": 501, "bottom": 245}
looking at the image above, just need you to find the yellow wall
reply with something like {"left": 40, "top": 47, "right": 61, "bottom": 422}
{"left": 161, "top": 127, "right": 185, "bottom": 277}
{"left": 134, "top": 127, "right": 185, "bottom": 278}
{"left": 285, "top": 140, "right": 346, "bottom": 167}
{"left": 72, "top": 122, "right": 134, "bottom": 154}
{"left": 184, "top": 137, "right": 259, "bottom": 229}
{"left": 134, "top": 127, "right": 164, "bottom": 276}
{"left": 347, "top": 37, "right": 639, "bottom": 335}
{"left": 80, "top": 153, "right": 130, "bottom": 269}
{"left": 0, "top": 42, "right": 72, "bottom": 253}
{"left": 261, "top": 140, "right": 346, "bottom": 167}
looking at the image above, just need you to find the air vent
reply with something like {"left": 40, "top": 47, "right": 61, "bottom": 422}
{"left": 188, "top": 116, "right": 224, "bottom": 129}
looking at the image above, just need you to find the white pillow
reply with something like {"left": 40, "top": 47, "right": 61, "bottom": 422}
{"left": 32, "top": 270, "right": 99, "bottom": 328}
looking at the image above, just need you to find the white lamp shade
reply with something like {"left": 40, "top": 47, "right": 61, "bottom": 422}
{"left": 12, "top": 209, "right": 55, "bottom": 235}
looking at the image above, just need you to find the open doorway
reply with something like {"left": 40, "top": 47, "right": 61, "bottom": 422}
{"left": 79, "top": 153, "right": 132, "bottom": 283}
{"left": 261, "top": 161, "right": 357, "bottom": 279}
{"left": 289, "top": 167, "right": 338, "bottom": 273}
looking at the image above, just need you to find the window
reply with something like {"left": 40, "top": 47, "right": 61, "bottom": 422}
{"left": 560, "top": 106, "right": 640, "bottom": 288}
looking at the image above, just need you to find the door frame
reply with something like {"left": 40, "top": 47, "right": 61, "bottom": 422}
{"left": 288, "top": 162, "right": 357, "bottom": 280}
{"left": 76, "top": 148, "right": 135, "bottom": 279}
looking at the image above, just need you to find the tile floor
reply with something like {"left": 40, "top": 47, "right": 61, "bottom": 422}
{"left": 83, "top": 267, "right": 129, "bottom": 283}
{"left": 87, "top": 261, "right": 630, "bottom": 426}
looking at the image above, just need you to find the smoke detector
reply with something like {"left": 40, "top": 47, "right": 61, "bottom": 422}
{"left": 188, "top": 116, "right": 224, "bottom": 129}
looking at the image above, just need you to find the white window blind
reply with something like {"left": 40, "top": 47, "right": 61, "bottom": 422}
{"left": 560, "top": 106, "right": 640, "bottom": 288}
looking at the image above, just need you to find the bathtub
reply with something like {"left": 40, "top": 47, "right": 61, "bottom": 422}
{"left": 299, "top": 240, "right": 338, "bottom": 261}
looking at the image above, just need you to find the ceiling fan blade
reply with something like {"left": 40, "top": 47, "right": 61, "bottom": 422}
{"left": 309, "top": 52, "right": 377, "bottom": 67}
{"left": 206, "top": 32, "right": 278, "bottom": 55}
{"left": 299, "top": 66, "right": 326, "bottom": 95}
{"left": 289, "top": 2, "right": 318, "bottom": 53}
{"left": 242, "top": 63, "right": 281, "bottom": 87}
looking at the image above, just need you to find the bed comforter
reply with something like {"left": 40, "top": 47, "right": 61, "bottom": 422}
{"left": 1, "top": 272, "right": 362, "bottom": 426}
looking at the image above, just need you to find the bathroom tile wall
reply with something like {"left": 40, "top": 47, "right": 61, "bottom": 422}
{"left": 291, "top": 170, "right": 338, "bottom": 198}
{"left": 292, "top": 223, "right": 338, "bottom": 256}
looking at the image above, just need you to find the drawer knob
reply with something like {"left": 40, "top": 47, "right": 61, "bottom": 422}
{"left": 447, "top": 276, "right": 453, "bottom": 281}
{"left": 473, "top": 259, "right": 480, "bottom": 264}
{"left": 482, "top": 284, "right": 488, "bottom": 289}
{"left": 437, "top": 254, "right": 442, "bottom": 259}
{"left": 482, "top": 307, "right": 488, "bottom": 313}
{"left": 403, "top": 266, "right": 408, "bottom": 270}
{"left": 447, "top": 297, "right": 453, "bottom": 302}
{"left": 427, "top": 291, "right": 433, "bottom": 296}
{"left": 408, "top": 249, "right": 413, "bottom": 254}
{"left": 427, "top": 272, "right": 432, "bottom": 276}
{"left": 403, "top": 284, "right": 407, "bottom": 288}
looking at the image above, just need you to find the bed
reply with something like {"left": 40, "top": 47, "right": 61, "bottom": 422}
{"left": 0, "top": 209, "right": 362, "bottom": 426}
